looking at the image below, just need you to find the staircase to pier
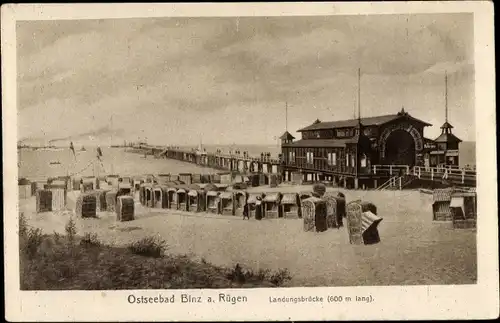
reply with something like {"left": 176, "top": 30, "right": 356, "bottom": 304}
{"left": 376, "top": 175, "right": 415, "bottom": 191}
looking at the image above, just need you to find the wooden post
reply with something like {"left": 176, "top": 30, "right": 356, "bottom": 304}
{"left": 462, "top": 169, "right": 465, "bottom": 184}
{"left": 431, "top": 168, "right": 434, "bottom": 180}
{"left": 399, "top": 177, "right": 402, "bottom": 190}
{"left": 390, "top": 165, "right": 393, "bottom": 176}
{"left": 418, "top": 167, "right": 421, "bottom": 179}
{"left": 373, "top": 165, "right": 377, "bottom": 174}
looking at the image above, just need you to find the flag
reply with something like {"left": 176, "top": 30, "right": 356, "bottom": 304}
{"left": 96, "top": 146, "right": 103, "bottom": 163}
{"left": 96, "top": 146, "right": 104, "bottom": 169}
{"left": 70, "top": 141, "right": 76, "bottom": 159}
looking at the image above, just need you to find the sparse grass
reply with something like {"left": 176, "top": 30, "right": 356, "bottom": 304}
{"left": 127, "top": 236, "right": 166, "bottom": 258}
{"left": 19, "top": 212, "right": 28, "bottom": 237}
{"left": 19, "top": 231, "right": 292, "bottom": 290}
{"left": 80, "top": 233, "right": 101, "bottom": 248}
{"left": 65, "top": 217, "right": 77, "bottom": 244}
{"left": 225, "top": 264, "right": 291, "bottom": 287}
{"left": 269, "top": 268, "right": 292, "bottom": 286}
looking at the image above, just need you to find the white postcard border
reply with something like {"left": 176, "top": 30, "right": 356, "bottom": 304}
{"left": 2, "top": 2, "right": 498, "bottom": 321}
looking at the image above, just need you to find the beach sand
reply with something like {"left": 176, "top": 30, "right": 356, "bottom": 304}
{"left": 19, "top": 185, "right": 476, "bottom": 287}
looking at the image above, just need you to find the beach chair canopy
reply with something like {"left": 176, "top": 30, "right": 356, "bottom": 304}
{"left": 48, "top": 184, "right": 66, "bottom": 190}
{"left": 299, "top": 191, "right": 313, "bottom": 199}
{"left": 206, "top": 191, "right": 219, "bottom": 197}
{"left": 51, "top": 180, "right": 66, "bottom": 186}
{"left": 281, "top": 193, "right": 298, "bottom": 205}
{"left": 358, "top": 201, "right": 377, "bottom": 214}
{"left": 449, "top": 195, "right": 464, "bottom": 209}
{"left": 188, "top": 190, "right": 199, "bottom": 197}
{"left": 188, "top": 184, "right": 202, "bottom": 190}
{"left": 234, "top": 190, "right": 247, "bottom": 197}
{"left": 263, "top": 192, "right": 281, "bottom": 203}
{"left": 203, "top": 183, "right": 218, "bottom": 192}
{"left": 18, "top": 178, "right": 30, "bottom": 185}
{"left": 303, "top": 196, "right": 323, "bottom": 204}
{"left": 177, "top": 188, "right": 187, "bottom": 194}
{"left": 153, "top": 185, "right": 164, "bottom": 191}
{"left": 433, "top": 188, "right": 454, "bottom": 202}
{"left": 361, "top": 211, "right": 383, "bottom": 232}
{"left": 219, "top": 191, "right": 233, "bottom": 200}
{"left": 167, "top": 187, "right": 177, "bottom": 192}
{"left": 247, "top": 193, "right": 264, "bottom": 204}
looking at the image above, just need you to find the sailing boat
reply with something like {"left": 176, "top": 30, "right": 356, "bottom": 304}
{"left": 80, "top": 145, "right": 87, "bottom": 152}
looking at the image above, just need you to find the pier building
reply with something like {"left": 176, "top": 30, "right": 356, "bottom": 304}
{"left": 280, "top": 69, "right": 467, "bottom": 189}
{"left": 280, "top": 108, "right": 439, "bottom": 188}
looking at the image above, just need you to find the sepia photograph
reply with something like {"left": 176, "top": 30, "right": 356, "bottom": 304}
{"left": 3, "top": 2, "right": 498, "bottom": 322}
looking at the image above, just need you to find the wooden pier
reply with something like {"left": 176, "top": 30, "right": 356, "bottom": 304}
{"left": 145, "top": 146, "right": 283, "bottom": 175}
{"left": 132, "top": 145, "right": 477, "bottom": 189}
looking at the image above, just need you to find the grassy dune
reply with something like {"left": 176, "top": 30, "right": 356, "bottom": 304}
{"left": 19, "top": 215, "right": 291, "bottom": 290}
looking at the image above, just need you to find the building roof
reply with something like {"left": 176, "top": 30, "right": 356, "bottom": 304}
{"left": 297, "top": 113, "right": 432, "bottom": 132}
{"left": 424, "top": 137, "right": 436, "bottom": 143}
{"left": 440, "top": 121, "right": 454, "bottom": 129}
{"left": 279, "top": 131, "right": 295, "bottom": 140}
{"left": 434, "top": 132, "right": 462, "bottom": 143}
{"left": 282, "top": 138, "right": 359, "bottom": 148}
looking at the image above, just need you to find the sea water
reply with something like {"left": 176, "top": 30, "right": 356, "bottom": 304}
{"left": 18, "top": 147, "right": 222, "bottom": 180}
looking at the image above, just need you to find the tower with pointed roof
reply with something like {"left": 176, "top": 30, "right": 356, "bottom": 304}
{"left": 280, "top": 131, "right": 295, "bottom": 145}
{"left": 433, "top": 71, "right": 462, "bottom": 167}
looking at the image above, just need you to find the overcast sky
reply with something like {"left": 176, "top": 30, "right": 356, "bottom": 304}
{"left": 17, "top": 13, "right": 474, "bottom": 146}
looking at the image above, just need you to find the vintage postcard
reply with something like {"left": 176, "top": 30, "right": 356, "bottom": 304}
{"left": 2, "top": 2, "right": 498, "bottom": 321}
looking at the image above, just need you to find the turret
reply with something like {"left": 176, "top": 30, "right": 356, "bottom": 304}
{"left": 279, "top": 131, "right": 295, "bottom": 145}
{"left": 433, "top": 71, "right": 462, "bottom": 167}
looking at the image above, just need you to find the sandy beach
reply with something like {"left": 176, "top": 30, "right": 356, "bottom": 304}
{"left": 20, "top": 184, "right": 477, "bottom": 287}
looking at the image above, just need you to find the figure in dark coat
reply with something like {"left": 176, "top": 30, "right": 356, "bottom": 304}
{"left": 255, "top": 196, "right": 263, "bottom": 220}
{"left": 243, "top": 204, "right": 250, "bottom": 220}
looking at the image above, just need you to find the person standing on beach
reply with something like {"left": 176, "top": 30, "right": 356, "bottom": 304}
{"left": 243, "top": 204, "right": 250, "bottom": 220}
{"left": 255, "top": 196, "right": 263, "bottom": 220}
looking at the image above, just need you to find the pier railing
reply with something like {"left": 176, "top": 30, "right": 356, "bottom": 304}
{"left": 372, "top": 165, "right": 476, "bottom": 186}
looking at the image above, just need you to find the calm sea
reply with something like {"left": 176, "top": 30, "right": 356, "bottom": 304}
{"left": 18, "top": 148, "right": 221, "bottom": 180}
{"left": 18, "top": 142, "right": 475, "bottom": 180}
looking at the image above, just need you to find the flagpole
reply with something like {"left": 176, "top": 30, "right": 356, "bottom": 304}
{"left": 67, "top": 144, "right": 70, "bottom": 178}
